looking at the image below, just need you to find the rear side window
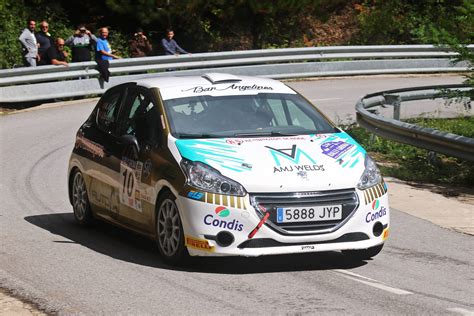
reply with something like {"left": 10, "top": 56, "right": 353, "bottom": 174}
{"left": 96, "top": 92, "right": 121, "bottom": 133}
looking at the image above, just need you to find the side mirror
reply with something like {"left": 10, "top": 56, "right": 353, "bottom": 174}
{"left": 119, "top": 135, "right": 140, "bottom": 159}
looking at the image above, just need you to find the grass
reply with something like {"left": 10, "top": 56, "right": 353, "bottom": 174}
{"left": 345, "top": 116, "right": 474, "bottom": 186}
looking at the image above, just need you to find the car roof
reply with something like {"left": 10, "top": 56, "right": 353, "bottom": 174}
{"left": 134, "top": 73, "right": 296, "bottom": 100}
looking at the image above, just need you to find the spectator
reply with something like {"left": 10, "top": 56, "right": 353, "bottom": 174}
{"left": 18, "top": 19, "right": 39, "bottom": 67}
{"left": 161, "top": 29, "right": 189, "bottom": 56}
{"left": 129, "top": 28, "right": 152, "bottom": 57}
{"left": 35, "top": 21, "right": 54, "bottom": 65}
{"left": 65, "top": 25, "right": 98, "bottom": 62}
{"left": 95, "top": 27, "right": 121, "bottom": 60}
{"left": 43, "top": 38, "right": 68, "bottom": 66}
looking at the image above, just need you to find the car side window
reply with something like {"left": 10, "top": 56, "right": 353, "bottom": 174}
{"left": 96, "top": 92, "right": 121, "bottom": 133}
{"left": 121, "top": 89, "right": 162, "bottom": 148}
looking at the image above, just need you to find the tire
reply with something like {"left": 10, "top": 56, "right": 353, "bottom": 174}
{"left": 342, "top": 244, "right": 384, "bottom": 261}
{"left": 155, "top": 191, "right": 188, "bottom": 265}
{"left": 71, "top": 170, "right": 95, "bottom": 225}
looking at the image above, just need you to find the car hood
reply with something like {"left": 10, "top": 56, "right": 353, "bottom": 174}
{"left": 174, "top": 132, "right": 367, "bottom": 193}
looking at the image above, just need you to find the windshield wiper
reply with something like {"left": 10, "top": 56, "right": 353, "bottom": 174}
{"left": 233, "top": 131, "right": 298, "bottom": 137}
{"left": 175, "top": 133, "right": 221, "bottom": 139}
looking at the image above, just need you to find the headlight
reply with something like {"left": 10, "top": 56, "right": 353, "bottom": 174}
{"left": 180, "top": 159, "right": 246, "bottom": 196}
{"left": 357, "top": 154, "right": 382, "bottom": 190}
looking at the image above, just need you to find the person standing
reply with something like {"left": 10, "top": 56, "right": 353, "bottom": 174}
{"left": 161, "top": 29, "right": 189, "bottom": 56}
{"left": 65, "top": 25, "right": 98, "bottom": 62}
{"left": 95, "top": 27, "right": 121, "bottom": 61}
{"left": 129, "top": 28, "right": 152, "bottom": 58}
{"left": 35, "top": 21, "right": 54, "bottom": 65}
{"left": 43, "top": 38, "right": 68, "bottom": 66}
{"left": 18, "top": 19, "right": 39, "bottom": 67}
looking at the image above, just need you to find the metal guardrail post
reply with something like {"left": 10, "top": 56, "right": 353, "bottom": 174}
{"left": 384, "top": 94, "right": 402, "bottom": 120}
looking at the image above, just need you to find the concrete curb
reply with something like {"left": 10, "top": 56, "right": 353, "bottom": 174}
{"left": 385, "top": 177, "right": 474, "bottom": 235}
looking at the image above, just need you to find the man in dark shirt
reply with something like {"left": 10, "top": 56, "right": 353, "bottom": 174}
{"left": 129, "top": 28, "right": 152, "bottom": 57}
{"left": 35, "top": 21, "right": 54, "bottom": 65}
{"left": 44, "top": 38, "right": 68, "bottom": 66}
{"left": 65, "top": 25, "right": 98, "bottom": 62}
{"left": 161, "top": 29, "right": 189, "bottom": 55}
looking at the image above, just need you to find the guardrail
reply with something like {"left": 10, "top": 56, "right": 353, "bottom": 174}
{"left": 1, "top": 45, "right": 472, "bottom": 103}
{"left": 355, "top": 84, "right": 474, "bottom": 161}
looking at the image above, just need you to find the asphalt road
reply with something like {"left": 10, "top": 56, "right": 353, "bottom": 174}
{"left": 1, "top": 75, "right": 473, "bottom": 315}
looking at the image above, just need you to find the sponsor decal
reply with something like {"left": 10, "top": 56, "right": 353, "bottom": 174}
{"left": 142, "top": 159, "right": 152, "bottom": 179}
{"left": 226, "top": 136, "right": 305, "bottom": 145}
{"left": 226, "top": 139, "right": 244, "bottom": 145}
{"left": 363, "top": 181, "right": 388, "bottom": 205}
{"left": 185, "top": 236, "right": 214, "bottom": 252}
{"left": 75, "top": 135, "right": 105, "bottom": 158}
{"left": 182, "top": 83, "right": 274, "bottom": 94}
{"left": 321, "top": 141, "right": 354, "bottom": 159}
{"left": 215, "top": 206, "right": 230, "bottom": 217}
{"left": 310, "top": 133, "right": 366, "bottom": 169}
{"left": 301, "top": 245, "right": 315, "bottom": 250}
{"left": 372, "top": 199, "right": 380, "bottom": 210}
{"left": 241, "top": 163, "right": 252, "bottom": 170}
{"left": 188, "top": 191, "right": 205, "bottom": 200}
{"left": 91, "top": 189, "right": 119, "bottom": 213}
{"left": 266, "top": 145, "right": 324, "bottom": 174}
{"left": 204, "top": 212, "right": 244, "bottom": 231}
{"left": 119, "top": 157, "right": 143, "bottom": 211}
{"left": 365, "top": 206, "right": 387, "bottom": 223}
{"left": 382, "top": 228, "right": 389, "bottom": 241}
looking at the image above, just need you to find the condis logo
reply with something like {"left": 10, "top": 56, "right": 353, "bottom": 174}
{"left": 371, "top": 199, "right": 380, "bottom": 210}
{"left": 204, "top": 206, "right": 243, "bottom": 231}
{"left": 215, "top": 206, "right": 230, "bottom": 217}
{"left": 366, "top": 206, "right": 387, "bottom": 223}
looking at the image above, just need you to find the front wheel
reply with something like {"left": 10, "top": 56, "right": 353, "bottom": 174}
{"left": 342, "top": 244, "right": 384, "bottom": 261}
{"left": 156, "top": 191, "right": 188, "bottom": 265}
{"left": 71, "top": 170, "right": 94, "bottom": 225}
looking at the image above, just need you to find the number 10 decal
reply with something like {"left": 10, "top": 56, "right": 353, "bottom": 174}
{"left": 119, "top": 159, "right": 143, "bottom": 212}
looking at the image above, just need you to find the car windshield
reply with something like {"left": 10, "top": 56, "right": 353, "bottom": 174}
{"left": 163, "top": 93, "right": 336, "bottom": 139}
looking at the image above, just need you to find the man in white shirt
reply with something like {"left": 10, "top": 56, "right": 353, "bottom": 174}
{"left": 18, "top": 19, "right": 39, "bottom": 67}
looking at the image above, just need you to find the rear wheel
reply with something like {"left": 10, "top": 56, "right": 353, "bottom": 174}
{"left": 342, "top": 244, "right": 384, "bottom": 261}
{"left": 156, "top": 191, "right": 188, "bottom": 265}
{"left": 71, "top": 170, "right": 94, "bottom": 225}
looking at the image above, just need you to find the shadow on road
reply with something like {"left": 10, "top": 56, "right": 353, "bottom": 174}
{"left": 25, "top": 212, "right": 367, "bottom": 274}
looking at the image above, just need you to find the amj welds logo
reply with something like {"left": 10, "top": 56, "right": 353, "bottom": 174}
{"left": 203, "top": 206, "right": 243, "bottom": 231}
{"left": 266, "top": 145, "right": 324, "bottom": 173}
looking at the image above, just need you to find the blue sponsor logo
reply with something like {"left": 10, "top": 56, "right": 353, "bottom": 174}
{"left": 188, "top": 191, "right": 204, "bottom": 200}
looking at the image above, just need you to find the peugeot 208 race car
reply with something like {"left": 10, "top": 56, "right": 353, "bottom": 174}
{"left": 68, "top": 73, "right": 389, "bottom": 264}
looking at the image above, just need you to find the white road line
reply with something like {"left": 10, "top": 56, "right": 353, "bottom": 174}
{"left": 447, "top": 308, "right": 474, "bottom": 315}
{"left": 332, "top": 269, "right": 413, "bottom": 295}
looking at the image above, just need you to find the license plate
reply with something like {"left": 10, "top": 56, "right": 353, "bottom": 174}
{"left": 276, "top": 205, "right": 342, "bottom": 223}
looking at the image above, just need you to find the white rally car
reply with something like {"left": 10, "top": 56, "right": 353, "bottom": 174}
{"left": 68, "top": 73, "right": 389, "bottom": 264}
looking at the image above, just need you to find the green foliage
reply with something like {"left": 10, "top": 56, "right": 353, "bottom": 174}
{"left": 354, "top": 0, "right": 473, "bottom": 45}
{"left": 0, "top": 0, "right": 27, "bottom": 68}
{"left": 345, "top": 118, "right": 474, "bottom": 186}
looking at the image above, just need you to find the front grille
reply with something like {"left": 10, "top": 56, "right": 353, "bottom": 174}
{"left": 250, "top": 189, "right": 359, "bottom": 235}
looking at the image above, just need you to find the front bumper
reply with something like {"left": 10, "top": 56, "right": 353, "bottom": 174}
{"left": 176, "top": 185, "right": 390, "bottom": 257}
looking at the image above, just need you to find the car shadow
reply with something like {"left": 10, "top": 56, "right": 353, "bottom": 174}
{"left": 25, "top": 213, "right": 367, "bottom": 274}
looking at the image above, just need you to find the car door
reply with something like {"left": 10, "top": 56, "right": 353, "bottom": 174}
{"left": 82, "top": 83, "right": 134, "bottom": 221}
{"left": 111, "top": 86, "right": 163, "bottom": 233}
